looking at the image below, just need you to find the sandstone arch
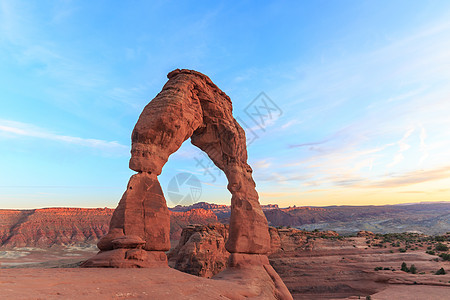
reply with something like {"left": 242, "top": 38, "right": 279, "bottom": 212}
{"left": 84, "top": 69, "right": 271, "bottom": 267}
{"left": 82, "top": 69, "right": 292, "bottom": 299}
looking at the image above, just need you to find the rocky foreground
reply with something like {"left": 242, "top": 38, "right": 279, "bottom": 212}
{"left": 168, "top": 225, "right": 450, "bottom": 299}
{"left": 0, "top": 267, "right": 282, "bottom": 300}
{"left": 1, "top": 226, "right": 449, "bottom": 299}
{"left": 1, "top": 204, "right": 449, "bottom": 298}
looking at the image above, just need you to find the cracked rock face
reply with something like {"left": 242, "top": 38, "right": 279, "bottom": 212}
{"left": 83, "top": 69, "right": 271, "bottom": 267}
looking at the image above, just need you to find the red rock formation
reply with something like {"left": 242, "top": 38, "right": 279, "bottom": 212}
{"left": 170, "top": 209, "right": 218, "bottom": 240}
{"left": 128, "top": 69, "right": 270, "bottom": 255}
{"left": 0, "top": 208, "right": 112, "bottom": 248}
{"left": 83, "top": 69, "right": 289, "bottom": 298}
{"left": 167, "top": 223, "right": 229, "bottom": 278}
{"left": 169, "top": 225, "right": 341, "bottom": 277}
{"left": 357, "top": 230, "right": 376, "bottom": 237}
{"left": 98, "top": 172, "right": 171, "bottom": 252}
{"left": 0, "top": 208, "right": 217, "bottom": 248}
{"left": 85, "top": 69, "right": 271, "bottom": 267}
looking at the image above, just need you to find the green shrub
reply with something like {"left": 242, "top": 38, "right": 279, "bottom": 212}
{"left": 435, "top": 243, "right": 449, "bottom": 251}
{"left": 435, "top": 268, "right": 446, "bottom": 275}
{"left": 439, "top": 253, "right": 450, "bottom": 261}
{"left": 401, "top": 262, "right": 409, "bottom": 272}
{"left": 435, "top": 236, "right": 445, "bottom": 242}
{"left": 410, "top": 264, "right": 417, "bottom": 274}
{"left": 399, "top": 248, "right": 407, "bottom": 253}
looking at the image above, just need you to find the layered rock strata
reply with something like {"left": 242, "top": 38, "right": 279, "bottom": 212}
{"left": 82, "top": 69, "right": 290, "bottom": 299}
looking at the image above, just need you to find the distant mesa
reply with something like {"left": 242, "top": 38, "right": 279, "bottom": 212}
{"left": 81, "top": 69, "right": 292, "bottom": 299}
{"left": 1, "top": 202, "right": 448, "bottom": 248}
{"left": 357, "top": 230, "right": 375, "bottom": 237}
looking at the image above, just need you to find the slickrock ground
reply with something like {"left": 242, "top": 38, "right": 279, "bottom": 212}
{"left": 1, "top": 228, "right": 449, "bottom": 299}
{"left": 271, "top": 236, "right": 450, "bottom": 299}
{"left": 0, "top": 267, "right": 278, "bottom": 300}
{"left": 369, "top": 285, "right": 450, "bottom": 299}
{"left": 167, "top": 226, "right": 450, "bottom": 299}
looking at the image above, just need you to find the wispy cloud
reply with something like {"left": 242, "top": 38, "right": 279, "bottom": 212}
{"left": 369, "top": 166, "right": 450, "bottom": 188}
{"left": 0, "top": 119, "right": 129, "bottom": 155}
{"left": 387, "top": 127, "right": 414, "bottom": 167}
{"left": 289, "top": 138, "right": 331, "bottom": 149}
{"left": 281, "top": 119, "right": 302, "bottom": 130}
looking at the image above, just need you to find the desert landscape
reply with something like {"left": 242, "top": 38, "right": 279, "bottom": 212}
{"left": 1, "top": 1, "right": 450, "bottom": 299}
{"left": 1, "top": 203, "right": 449, "bottom": 299}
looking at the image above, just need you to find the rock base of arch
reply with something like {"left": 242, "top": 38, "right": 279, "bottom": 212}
{"left": 81, "top": 249, "right": 168, "bottom": 268}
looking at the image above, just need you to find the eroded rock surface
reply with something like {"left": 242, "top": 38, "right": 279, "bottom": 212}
{"left": 168, "top": 225, "right": 340, "bottom": 278}
{"left": 0, "top": 208, "right": 112, "bottom": 248}
{"left": 127, "top": 69, "right": 271, "bottom": 254}
{"left": 168, "top": 223, "right": 229, "bottom": 278}
{"left": 89, "top": 69, "right": 270, "bottom": 260}
{"left": 0, "top": 207, "right": 217, "bottom": 249}
{"left": 99, "top": 172, "right": 170, "bottom": 252}
{"left": 82, "top": 69, "right": 289, "bottom": 298}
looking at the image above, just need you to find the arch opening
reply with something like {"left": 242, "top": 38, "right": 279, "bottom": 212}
{"left": 84, "top": 69, "right": 271, "bottom": 266}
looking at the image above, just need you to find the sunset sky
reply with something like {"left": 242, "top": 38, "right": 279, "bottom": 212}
{"left": 1, "top": 1, "right": 450, "bottom": 209}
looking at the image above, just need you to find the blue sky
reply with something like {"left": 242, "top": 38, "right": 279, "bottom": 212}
{"left": 1, "top": 1, "right": 450, "bottom": 208}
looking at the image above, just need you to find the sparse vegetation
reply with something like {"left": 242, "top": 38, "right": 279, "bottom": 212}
{"left": 434, "top": 235, "right": 450, "bottom": 242}
{"left": 439, "top": 253, "right": 450, "bottom": 261}
{"left": 401, "top": 262, "right": 409, "bottom": 272}
{"left": 400, "top": 262, "right": 418, "bottom": 274}
{"left": 435, "top": 268, "right": 446, "bottom": 275}
{"left": 435, "top": 243, "right": 449, "bottom": 251}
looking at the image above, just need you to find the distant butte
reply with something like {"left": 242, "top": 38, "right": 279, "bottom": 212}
{"left": 82, "top": 69, "right": 292, "bottom": 299}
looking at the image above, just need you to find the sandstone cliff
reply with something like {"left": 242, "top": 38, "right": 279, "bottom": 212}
{"left": 0, "top": 207, "right": 217, "bottom": 248}
{"left": 0, "top": 208, "right": 112, "bottom": 248}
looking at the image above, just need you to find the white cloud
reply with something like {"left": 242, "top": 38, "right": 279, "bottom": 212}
{"left": 387, "top": 127, "right": 414, "bottom": 167}
{"left": 0, "top": 119, "right": 129, "bottom": 155}
{"left": 281, "top": 119, "right": 302, "bottom": 129}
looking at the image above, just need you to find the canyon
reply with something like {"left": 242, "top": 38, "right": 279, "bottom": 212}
{"left": 1, "top": 202, "right": 448, "bottom": 249}
{"left": 1, "top": 201, "right": 449, "bottom": 298}
{"left": 0, "top": 207, "right": 216, "bottom": 248}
